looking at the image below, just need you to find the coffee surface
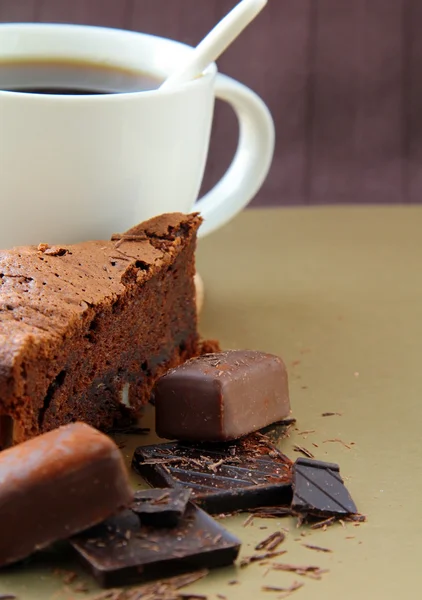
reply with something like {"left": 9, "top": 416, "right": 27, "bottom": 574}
{"left": 0, "top": 58, "right": 161, "bottom": 94}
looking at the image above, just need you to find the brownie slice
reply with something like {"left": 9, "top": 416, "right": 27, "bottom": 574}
{"left": 0, "top": 213, "right": 201, "bottom": 444}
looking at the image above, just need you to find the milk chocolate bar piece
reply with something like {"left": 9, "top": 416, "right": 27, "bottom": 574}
{"left": 154, "top": 350, "right": 291, "bottom": 442}
{"left": 292, "top": 458, "right": 358, "bottom": 517}
{"left": 131, "top": 488, "right": 191, "bottom": 527}
{"left": 132, "top": 435, "right": 293, "bottom": 514}
{"left": 71, "top": 502, "right": 241, "bottom": 587}
{"left": 0, "top": 423, "right": 133, "bottom": 567}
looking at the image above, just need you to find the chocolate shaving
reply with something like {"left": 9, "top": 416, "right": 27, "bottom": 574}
{"left": 345, "top": 513, "right": 366, "bottom": 523}
{"left": 323, "top": 438, "right": 352, "bottom": 450}
{"left": 255, "top": 531, "right": 285, "bottom": 551}
{"left": 89, "top": 570, "right": 208, "bottom": 600}
{"left": 262, "top": 582, "right": 303, "bottom": 595}
{"left": 240, "top": 550, "right": 287, "bottom": 567}
{"left": 303, "top": 543, "right": 332, "bottom": 553}
{"left": 293, "top": 445, "right": 315, "bottom": 459}
{"left": 0, "top": 595, "right": 17, "bottom": 600}
{"left": 248, "top": 506, "right": 295, "bottom": 519}
{"left": 206, "top": 458, "right": 225, "bottom": 472}
{"left": 271, "top": 563, "right": 329, "bottom": 580}
{"left": 310, "top": 517, "right": 336, "bottom": 530}
{"left": 151, "top": 492, "right": 171, "bottom": 505}
{"left": 243, "top": 514, "right": 254, "bottom": 527}
{"left": 252, "top": 432, "right": 292, "bottom": 463}
{"left": 296, "top": 513, "right": 306, "bottom": 528}
{"left": 321, "top": 412, "right": 342, "bottom": 417}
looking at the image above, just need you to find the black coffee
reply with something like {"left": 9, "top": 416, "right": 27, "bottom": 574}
{"left": 0, "top": 58, "right": 162, "bottom": 94}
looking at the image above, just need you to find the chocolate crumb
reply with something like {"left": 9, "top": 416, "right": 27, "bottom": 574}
{"left": 321, "top": 412, "right": 342, "bottom": 417}
{"left": 0, "top": 595, "right": 17, "bottom": 600}
{"left": 43, "top": 246, "right": 68, "bottom": 256}
{"left": 228, "top": 580, "right": 239, "bottom": 585}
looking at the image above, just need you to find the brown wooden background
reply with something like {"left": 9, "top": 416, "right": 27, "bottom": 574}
{"left": 1, "top": 0, "right": 421, "bottom": 206}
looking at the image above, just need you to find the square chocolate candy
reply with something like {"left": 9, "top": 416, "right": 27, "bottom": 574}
{"left": 154, "top": 350, "right": 291, "bottom": 442}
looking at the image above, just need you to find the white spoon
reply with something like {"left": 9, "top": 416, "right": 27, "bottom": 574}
{"left": 160, "top": 0, "right": 268, "bottom": 90}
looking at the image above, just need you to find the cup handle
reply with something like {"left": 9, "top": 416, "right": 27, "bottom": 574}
{"left": 195, "top": 73, "right": 275, "bottom": 237}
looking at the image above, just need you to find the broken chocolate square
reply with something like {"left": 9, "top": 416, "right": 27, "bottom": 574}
{"left": 292, "top": 457, "right": 357, "bottom": 517}
{"left": 71, "top": 502, "right": 240, "bottom": 588}
{"left": 131, "top": 488, "right": 191, "bottom": 528}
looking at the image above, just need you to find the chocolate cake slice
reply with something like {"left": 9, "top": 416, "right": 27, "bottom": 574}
{"left": 0, "top": 213, "right": 202, "bottom": 445}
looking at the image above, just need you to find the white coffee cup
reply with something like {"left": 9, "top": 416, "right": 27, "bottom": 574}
{"left": 0, "top": 23, "right": 274, "bottom": 249}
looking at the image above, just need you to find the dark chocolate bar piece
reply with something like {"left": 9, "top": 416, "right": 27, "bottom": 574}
{"left": 132, "top": 435, "right": 293, "bottom": 514}
{"left": 292, "top": 458, "right": 358, "bottom": 517}
{"left": 131, "top": 488, "right": 191, "bottom": 527}
{"left": 0, "top": 423, "right": 133, "bottom": 567}
{"left": 71, "top": 502, "right": 240, "bottom": 588}
{"left": 154, "top": 350, "right": 291, "bottom": 442}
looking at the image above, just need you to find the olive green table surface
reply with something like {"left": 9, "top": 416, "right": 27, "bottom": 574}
{"left": 1, "top": 206, "right": 421, "bottom": 599}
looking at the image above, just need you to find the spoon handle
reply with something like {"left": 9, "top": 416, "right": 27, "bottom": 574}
{"left": 160, "top": 0, "right": 267, "bottom": 90}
